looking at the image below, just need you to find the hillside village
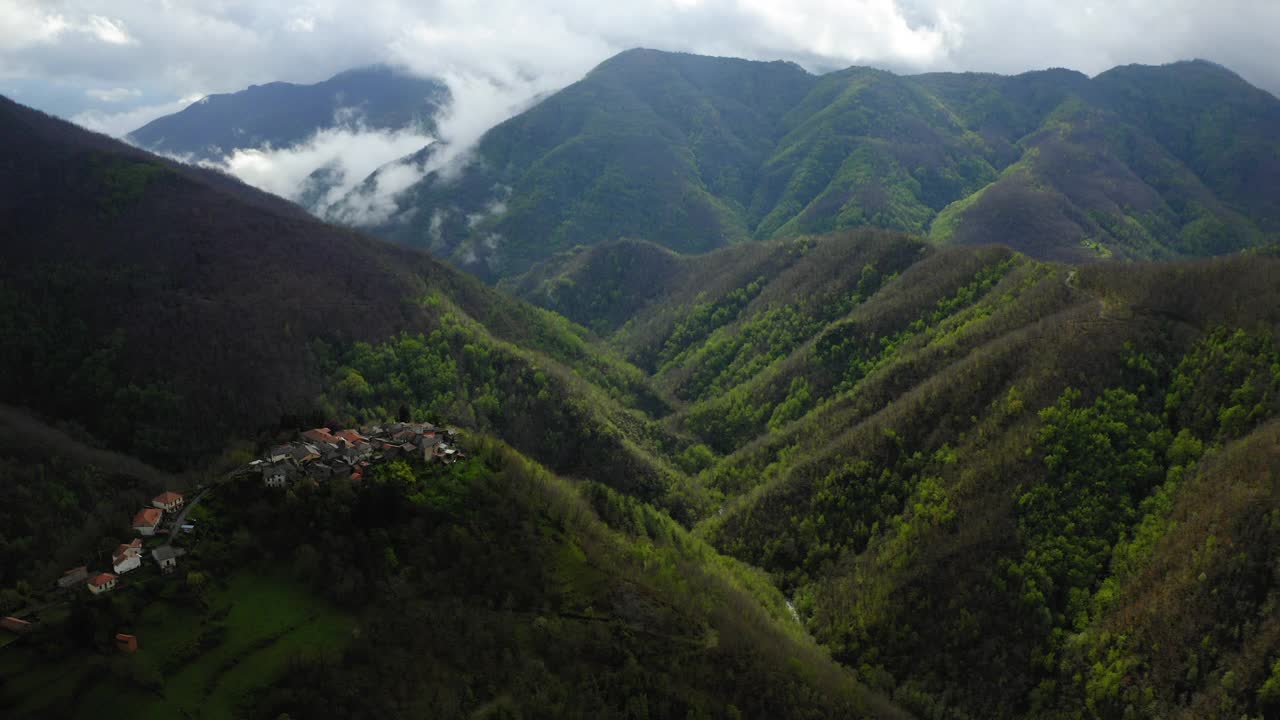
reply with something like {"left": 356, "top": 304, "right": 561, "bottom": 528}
{"left": 1, "top": 422, "right": 463, "bottom": 639}
{"left": 250, "top": 421, "right": 463, "bottom": 487}
{"left": 49, "top": 489, "right": 189, "bottom": 601}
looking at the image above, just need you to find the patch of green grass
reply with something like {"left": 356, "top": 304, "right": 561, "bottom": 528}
{"left": 0, "top": 647, "right": 88, "bottom": 717}
{"left": 0, "top": 574, "right": 351, "bottom": 720}
{"left": 128, "top": 574, "right": 351, "bottom": 720}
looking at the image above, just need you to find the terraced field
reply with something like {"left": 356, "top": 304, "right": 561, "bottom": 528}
{"left": 0, "top": 574, "right": 351, "bottom": 720}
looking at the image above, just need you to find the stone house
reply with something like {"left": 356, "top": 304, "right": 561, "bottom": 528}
{"left": 263, "top": 461, "right": 290, "bottom": 488}
{"left": 152, "top": 545, "right": 184, "bottom": 574}
{"left": 57, "top": 566, "right": 89, "bottom": 590}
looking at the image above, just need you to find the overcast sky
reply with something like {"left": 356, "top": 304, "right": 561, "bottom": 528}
{"left": 3, "top": 0, "right": 1279, "bottom": 138}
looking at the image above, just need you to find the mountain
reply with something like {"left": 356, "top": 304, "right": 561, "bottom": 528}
{"left": 0, "top": 95, "right": 908, "bottom": 719}
{"left": 126, "top": 65, "right": 448, "bottom": 161}
{"left": 0, "top": 93, "right": 696, "bottom": 510}
{"left": 509, "top": 228, "right": 1280, "bottom": 718}
{"left": 8, "top": 83, "right": 1280, "bottom": 720}
{"left": 340, "top": 50, "right": 1279, "bottom": 278}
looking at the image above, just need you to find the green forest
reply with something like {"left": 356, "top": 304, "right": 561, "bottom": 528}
{"left": 352, "top": 50, "right": 1280, "bottom": 280}
{"left": 3, "top": 52, "right": 1280, "bottom": 720}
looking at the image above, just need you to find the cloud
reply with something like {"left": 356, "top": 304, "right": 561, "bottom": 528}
{"left": 325, "top": 155, "right": 432, "bottom": 225}
{"left": 287, "top": 16, "right": 316, "bottom": 33}
{"left": 85, "top": 15, "right": 135, "bottom": 45}
{"left": 72, "top": 94, "right": 206, "bottom": 136}
{"left": 0, "top": 3, "right": 68, "bottom": 51}
{"left": 85, "top": 87, "right": 141, "bottom": 102}
{"left": 204, "top": 119, "right": 435, "bottom": 215}
{"left": 6, "top": 1, "right": 1277, "bottom": 123}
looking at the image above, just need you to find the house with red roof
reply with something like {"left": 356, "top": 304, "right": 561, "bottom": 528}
{"left": 302, "top": 427, "right": 339, "bottom": 445}
{"left": 0, "top": 617, "right": 31, "bottom": 634}
{"left": 112, "top": 539, "right": 143, "bottom": 574}
{"left": 152, "top": 491, "right": 184, "bottom": 513}
{"left": 335, "top": 429, "right": 367, "bottom": 445}
{"left": 132, "top": 507, "right": 163, "bottom": 536}
{"left": 87, "top": 573, "right": 118, "bottom": 594}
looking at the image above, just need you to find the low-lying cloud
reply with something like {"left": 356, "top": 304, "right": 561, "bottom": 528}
{"left": 73, "top": 94, "right": 205, "bottom": 137}
{"left": 323, "top": 152, "right": 435, "bottom": 226}
{"left": 206, "top": 122, "right": 435, "bottom": 214}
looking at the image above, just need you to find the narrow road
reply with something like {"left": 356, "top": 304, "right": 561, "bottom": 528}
{"left": 165, "top": 485, "right": 214, "bottom": 545}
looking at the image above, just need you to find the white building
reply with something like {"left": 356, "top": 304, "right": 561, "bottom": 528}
{"left": 87, "top": 573, "right": 117, "bottom": 594}
{"left": 112, "top": 539, "right": 143, "bottom": 574}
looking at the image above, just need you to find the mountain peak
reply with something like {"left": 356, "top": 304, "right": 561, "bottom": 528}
{"left": 127, "top": 65, "right": 447, "bottom": 160}
{"left": 593, "top": 46, "right": 814, "bottom": 77}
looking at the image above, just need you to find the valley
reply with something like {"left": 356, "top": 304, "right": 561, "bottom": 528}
{"left": 2, "top": 42, "right": 1280, "bottom": 720}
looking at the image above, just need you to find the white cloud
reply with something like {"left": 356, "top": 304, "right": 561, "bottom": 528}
{"left": 287, "top": 16, "right": 316, "bottom": 33}
{"left": 85, "top": 86, "right": 141, "bottom": 102}
{"left": 0, "top": 3, "right": 69, "bottom": 50}
{"left": 85, "top": 15, "right": 135, "bottom": 45}
{"left": 206, "top": 119, "right": 435, "bottom": 214}
{"left": 9, "top": 0, "right": 1278, "bottom": 125}
{"left": 72, "top": 93, "right": 205, "bottom": 136}
{"left": 325, "top": 153, "right": 434, "bottom": 225}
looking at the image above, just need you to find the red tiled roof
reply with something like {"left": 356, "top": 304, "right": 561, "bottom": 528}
{"left": 113, "top": 539, "right": 142, "bottom": 558}
{"left": 335, "top": 429, "right": 366, "bottom": 444}
{"left": 302, "top": 428, "right": 338, "bottom": 444}
{"left": 153, "top": 491, "right": 183, "bottom": 505}
{"left": 89, "top": 573, "right": 116, "bottom": 587}
{"left": 132, "top": 508, "right": 162, "bottom": 527}
{"left": 63, "top": 565, "right": 87, "bottom": 576}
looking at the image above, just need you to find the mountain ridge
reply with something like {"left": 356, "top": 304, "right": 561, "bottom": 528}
{"left": 336, "top": 50, "right": 1279, "bottom": 278}
{"left": 126, "top": 64, "right": 448, "bottom": 161}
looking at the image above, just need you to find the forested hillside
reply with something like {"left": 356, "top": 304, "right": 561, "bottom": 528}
{"left": 0, "top": 95, "right": 689, "bottom": 509}
{"left": 5, "top": 76, "right": 1280, "bottom": 719}
{"left": 0, "top": 435, "right": 904, "bottom": 719}
{"left": 0, "top": 94, "right": 913, "bottom": 719}
{"left": 514, "top": 230, "right": 1280, "bottom": 717}
{"left": 342, "top": 49, "right": 1279, "bottom": 278}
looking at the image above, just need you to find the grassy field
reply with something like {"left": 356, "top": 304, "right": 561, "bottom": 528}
{"left": 0, "top": 573, "right": 352, "bottom": 720}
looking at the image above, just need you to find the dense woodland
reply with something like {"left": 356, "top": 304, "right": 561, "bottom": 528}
{"left": 235, "top": 441, "right": 903, "bottom": 719}
{"left": 346, "top": 50, "right": 1280, "bottom": 279}
{"left": 509, "top": 231, "right": 1280, "bottom": 718}
{"left": 2, "top": 55, "right": 1280, "bottom": 720}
